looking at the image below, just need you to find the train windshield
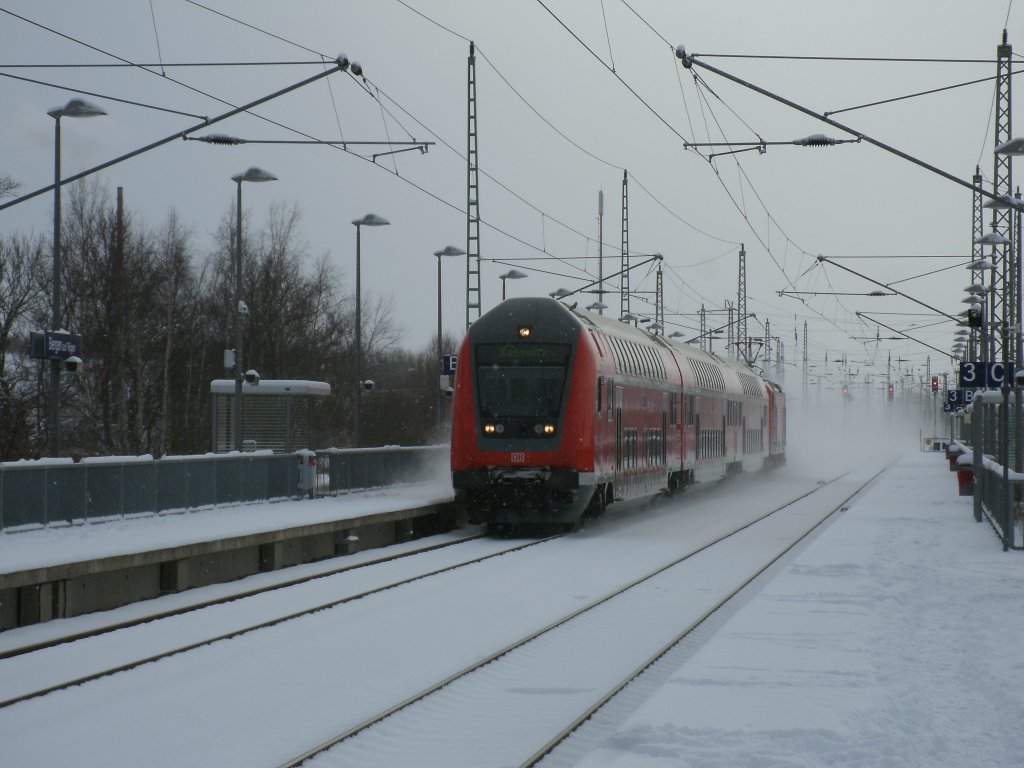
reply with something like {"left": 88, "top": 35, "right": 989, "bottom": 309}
{"left": 475, "top": 343, "right": 571, "bottom": 422}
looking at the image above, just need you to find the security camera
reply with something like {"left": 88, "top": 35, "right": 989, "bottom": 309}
{"left": 244, "top": 369, "right": 260, "bottom": 385}
{"left": 362, "top": 379, "right": 375, "bottom": 391}
{"left": 64, "top": 355, "right": 82, "bottom": 374}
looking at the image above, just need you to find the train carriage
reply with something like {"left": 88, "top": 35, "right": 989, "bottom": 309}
{"left": 450, "top": 297, "right": 785, "bottom": 531}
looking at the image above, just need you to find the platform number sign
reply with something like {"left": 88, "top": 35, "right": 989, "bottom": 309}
{"left": 943, "top": 389, "right": 975, "bottom": 412}
{"left": 959, "top": 361, "right": 1015, "bottom": 389}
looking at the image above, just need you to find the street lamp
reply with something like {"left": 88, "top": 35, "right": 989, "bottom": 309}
{"left": 230, "top": 167, "right": 277, "bottom": 452}
{"left": 352, "top": 213, "right": 389, "bottom": 447}
{"left": 47, "top": 97, "right": 106, "bottom": 457}
{"left": 499, "top": 269, "right": 527, "bottom": 300}
{"left": 434, "top": 245, "right": 465, "bottom": 429}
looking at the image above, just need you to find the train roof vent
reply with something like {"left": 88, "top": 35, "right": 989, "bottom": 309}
{"left": 689, "top": 358, "right": 726, "bottom": 392}
{"left": 738, "top": 372, "right": 765, "bottom": 398}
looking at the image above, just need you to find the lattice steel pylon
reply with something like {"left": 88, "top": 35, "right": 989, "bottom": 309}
{"left": 972, "top": 165, "right": 986, "bottom": 362}
{"left": 465, "top": 42, "right": 482, "bottom": 329}
{"left": 619, "top": 170, "right": 630, "bottom": 320}
{"left": 655, "top": 263, "right": 664, "bottom": 333}
{"left": 737, "top": 244, "right": 748, "bottom": 362}
{"left": 991, "top": 30, "right": 1013, "bottom": 360}
{"left": 726, "top": 299, "right": 735, "bottom": 355}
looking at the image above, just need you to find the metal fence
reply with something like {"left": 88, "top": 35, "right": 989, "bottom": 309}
{"left": 954, "top": 393, "right": 1023, "bottom": 551}
{"left": 0, "top": 445, "right": 448, "bottom": 532}
{"left": 315, "top": 445, "right": 448, "bottom": 496}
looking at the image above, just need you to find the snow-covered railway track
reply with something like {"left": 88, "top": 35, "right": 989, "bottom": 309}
{"left": 0, "top": 532, "right": 558, "bottom": 709}
{"left": 276, "top": 468, "right": 883, "bottom": 768}
{"left": 0, "top": 532, "right": 490, "bottom": 663}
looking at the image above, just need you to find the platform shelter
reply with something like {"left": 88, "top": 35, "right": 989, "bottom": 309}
{"left": 210, "top": 379, "right": 331, "bottom": 453}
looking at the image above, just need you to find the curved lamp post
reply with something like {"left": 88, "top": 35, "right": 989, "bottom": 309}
{"left": 47, "top": 98, "right": 106, "bottom": 456}
{"left": 352, "top": 213, "right": 389, "bottom": 446}
{"left": 434, "top": 245, "right": 465, "bottom": 429}
{"left": 230, "top": 167, "right": 277, "bottom": 451}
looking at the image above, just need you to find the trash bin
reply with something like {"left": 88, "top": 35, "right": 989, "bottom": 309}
{"left": 957, "top": 467, "right": 974, "bottom": 496}
{"left": 947, "top": 445, "right": 963, "bottom": 472}
{"left": 297, "top": 449, "right": 317, "bottom": 497}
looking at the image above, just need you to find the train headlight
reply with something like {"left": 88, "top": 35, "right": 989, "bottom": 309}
{"left": 518, "top": 326, "right": 532, "bottom": 338}
{"left": 534, "top": 423, "right": 556, "bottom": 435}
{"left": 483, "top": 423, "right": 504, "bottom": 434}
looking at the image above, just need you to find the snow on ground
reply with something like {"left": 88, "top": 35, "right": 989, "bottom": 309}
{"left": 2, "top": 399, "right": 1022, "bottom": 767}
{"left": 0, "top": 481, "right": 454, "bottom": 575}
{"left": 567, "top": 451, "right": 1024, "bottom": 767}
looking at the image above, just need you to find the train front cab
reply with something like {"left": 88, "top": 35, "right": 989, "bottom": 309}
{"left": 450, "top": 299, "right": 600, "bottom": 528}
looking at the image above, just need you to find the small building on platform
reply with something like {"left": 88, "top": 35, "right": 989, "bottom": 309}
{"left": 210, "top": 379, "right": 331, "bottom": 453}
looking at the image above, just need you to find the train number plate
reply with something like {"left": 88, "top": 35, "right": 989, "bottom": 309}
{"left": 510, "top": 452, "right": 526, "bottom": 463}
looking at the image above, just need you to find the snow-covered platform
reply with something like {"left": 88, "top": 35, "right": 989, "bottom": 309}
{"left": 570, "top": 448, "right": 1024, "bottom": 768}
{"left": 0, "top": 483, "right": 456, "bottom": 630}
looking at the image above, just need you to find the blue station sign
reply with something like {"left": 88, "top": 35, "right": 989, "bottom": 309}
{"left": 958, "top": 361, "right": 1016, "bottom": 389}
{"left": 441, "top": 354, "right": 459, "bottom": 375}
{"left": 943, "top": 389, "right": 975, "bottom": 412}
{"left": 29, "top": 330, "right": 83, "bottom": 361}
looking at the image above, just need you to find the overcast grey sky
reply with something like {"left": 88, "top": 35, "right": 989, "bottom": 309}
{"left": 0, "top": 0, "right": 1018, "bottom": 389}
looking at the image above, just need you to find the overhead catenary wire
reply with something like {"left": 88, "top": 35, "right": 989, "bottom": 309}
{"left": 8, "top": 1, "right": 956, "bottom": 362}
{"left": 0, "top": 72, "right": 208, "bottom": 119}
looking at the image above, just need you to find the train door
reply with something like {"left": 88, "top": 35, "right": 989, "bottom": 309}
{"left": 615, "top": 386, "right": 623, "bottom": 470}
{"left": 661, "top": 393, "right": 668, "bottom": 466}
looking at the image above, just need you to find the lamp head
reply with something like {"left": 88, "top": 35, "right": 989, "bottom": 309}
{"left": 434, "top": 245, "right": 466, "bottom": 258}
{"left": 232, "top": 167, "right": 277, "bottom": 184}
{"left": 48, "top": 97, "right": 106, "bottom": 119}
{"left": 353, "top": 213, "right": 389, "bottom": 227}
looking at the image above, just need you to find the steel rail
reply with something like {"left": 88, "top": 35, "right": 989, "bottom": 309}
{"left": 522, "top": 468, "right": 885, "bottom": 766}
{"left": 0, "top": 532, "right": 486, "bottom": 662}
{"left": 276, "top": 472, "right": 857, "bottom": 768}
{"left": 0, "top": 533, "right": 558, "bottom": 709}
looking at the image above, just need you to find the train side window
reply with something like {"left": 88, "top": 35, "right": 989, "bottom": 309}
{"left": 608, "top": 379, "right": 615, "bottom": 422}
{"left": 596, "top": 375, "right": 603, "bottom": 414}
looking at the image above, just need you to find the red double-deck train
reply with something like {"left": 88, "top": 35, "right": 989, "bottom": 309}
{"left": 450, "top": 297, "right": 786, "bottom": 532}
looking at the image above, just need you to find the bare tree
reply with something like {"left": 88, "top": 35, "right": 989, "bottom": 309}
{"left": 0, "top": 174, "right": 20, "bottom": 199}
{"left": 0, "top": 232, "right": 48, "bottom": 457}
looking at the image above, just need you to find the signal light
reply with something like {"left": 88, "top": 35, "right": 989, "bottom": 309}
{"left": 931, "top": 376, "right": 939, "bottom": 391}
{"left": 967, "top": 305, "right": 982, "bottom": 328}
